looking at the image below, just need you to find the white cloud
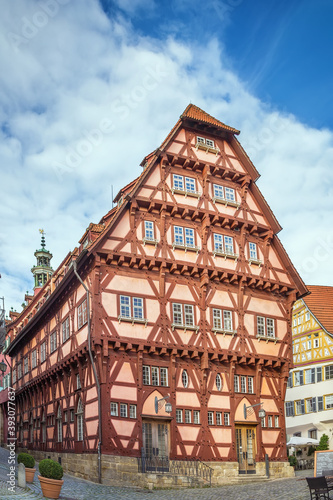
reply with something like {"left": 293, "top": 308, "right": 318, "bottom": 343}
{"left": 0, "top": 0, "right": 332, "bottom": 314}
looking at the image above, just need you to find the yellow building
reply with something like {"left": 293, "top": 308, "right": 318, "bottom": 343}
{"left": 285, "top": 285, "right": 333, "bottom": 448}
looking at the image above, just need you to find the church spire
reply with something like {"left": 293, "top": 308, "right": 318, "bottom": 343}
{"left": 31, "top": 229, "right": 53, "bottom": 295}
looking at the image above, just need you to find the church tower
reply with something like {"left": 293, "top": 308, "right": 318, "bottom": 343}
{"left": 31, "top": 230, "right": 53, "bottom": 295}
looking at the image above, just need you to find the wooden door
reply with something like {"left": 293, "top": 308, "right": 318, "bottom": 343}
{"left": 143, "top": 421, "right": 169, "bottom": 471}
{"left": 235, "top": 425, "right": 256, "bottom": 474}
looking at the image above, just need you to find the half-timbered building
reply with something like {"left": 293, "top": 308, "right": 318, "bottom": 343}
{"left": 7, "top": 104, "right": 307, "bottom": 486}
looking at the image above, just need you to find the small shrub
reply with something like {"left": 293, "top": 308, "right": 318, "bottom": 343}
{"left": 17, "top": 453, "right": 35, "bottom": 468}
{"left": 288, "top": 455, "right": 297, "bottom": 467}
{"left": 39, "top": 459, "right": 63, "bottom": 480}
{"left": 317, "top": 434, "right": 329, "bottom": 451}
{"left": 308, "top": 446, "right": 316, "bottom": 456}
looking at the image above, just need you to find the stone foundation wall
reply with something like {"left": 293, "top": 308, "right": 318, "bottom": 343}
{"left": 17, "top": 448, "right": 294, "bottom": 488}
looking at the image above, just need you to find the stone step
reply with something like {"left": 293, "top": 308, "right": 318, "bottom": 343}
{"left": 230, "top": 475, "right": 269, "bottom": 483}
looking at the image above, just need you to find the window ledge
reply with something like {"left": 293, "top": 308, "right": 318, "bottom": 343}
{"left": 248, "top": 258, "right": 262, "bottom": 267}
{"left": 171, "top": 323, "right": 199, "bottom": 334}
{"left": 212, "top": 328, "right": 237, "bottom": 338}
{"left": 213, "top": 250, "right": 239, "bottom": 261}
{"left": 172, "top": 188, "right": 201, "bottom": 199}
{"left": 256, "top": 335, "right": 279, "bottom": 344}
{"left": 212, "top": 196, "right": 240, "bottom": 208}
{"left": 143, "top": 238, "right": 159, "bottom": 248}
{"left": 118, "top": 316, "right": 148, "bottom": 327}
{"left": 173, "top": 243, "right": 200, "bottom": 254}
{"left": 195, "top": 142, "right": 220, "bottom": 155}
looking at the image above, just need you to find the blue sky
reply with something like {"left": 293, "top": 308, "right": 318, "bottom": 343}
{"left": 0, "top": 0, "right": 333, "bottom": 313}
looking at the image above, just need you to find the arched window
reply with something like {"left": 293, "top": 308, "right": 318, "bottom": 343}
{"left": 182, "top": 370, "right": 188, "bottom": 388}
{"left": 57, "top": 406, "right": 62, "bottom": 443}
{"left": 216, "top": 374, "right": 222, "bottom": 391}
{"left": 77, "top": 398, "right": 84, "bottom": 442}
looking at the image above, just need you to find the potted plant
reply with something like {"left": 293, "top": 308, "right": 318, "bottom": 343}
{"left": 38, "top": 459, "right": 64, "bottom": 499}
{"left": 17, "top": 452, "right": 36, "bottom": 483}
{"left": 288, "top": 455, "right": 297, "bottom": 468}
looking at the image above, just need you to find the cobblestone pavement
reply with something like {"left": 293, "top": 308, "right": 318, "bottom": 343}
{"left": 0, "top": 447, "right": 312, "bottom": 500}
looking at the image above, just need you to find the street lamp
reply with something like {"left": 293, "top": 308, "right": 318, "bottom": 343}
{"left": 0, "top": 361, "right": 7, "bottom": 373}
{"left": 243, "top": 402, "right": 265, "bottom": 420}
{"left": 155, "top": 395, "right": 172, "bottom": 414}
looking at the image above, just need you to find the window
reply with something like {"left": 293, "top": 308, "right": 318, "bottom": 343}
{"left": 234, "top": 375, "right": 239, "bottom": 393}
{"left": 41, "top": 411, "right": 46, "bottom": 443}
{"left": 216, "top": 374, "right": 222, "bottom": 391}
{"left": 314, "top": 338, "right": 319, "bottom": 348}
{"left": 176, "top": 409, "right": 183, "bottom": 423}
{"left": 295, "top": 400, "right": 305, "bottom": 415}
{"left": 261, "top": 417, "right": 266, "bottom": 427}
{"left": 293, "top": 317, "right": 297, "bottom": 327}
{"left": 12, "top": 369, "right": 16, "bottom": 384}
{"left": 173, "top": 174, "right": 184, "bottom": 191}
{"left": 317, "top": 396, "right": 324, "bottom": 411}
{"left": 225, "top": 187, "right": 235, "bottom": 202}
{"left": 182, "top": 370, "right": 188, "bottom": 388}
{"left": 151, "top": 367, "right": 159, "bottom": 386}
{"left": 317, "top": 366, "right": 322, "bottom": 382}
{"left": 268, "top": 415, "right": 273, "bottom": 428}
{"left": 185, "top": 409, "right": 191, "bottom": 423}
{"left": 257, "top": 316, "right": 275, "bottom": 338}
{"left": 287, "top": 373, "right": 293, "bottom": 388}
{"left": 248, "top": 377, "right": 254, "bottom": 394}
{"left": 70, "top": 409, "right": 75, "bottom": 422}
{"left": 308, "top": 429, "right": 317, "bottom": 439}
{"left": 160, "top": 368, "right": 168, "bottom": 387}
{"left": 174, "top": 226, "right": 184, "bottom": 246}
{"left": 241, "top": 376, "right": 247, "bottom": 393}
{"left": 172, "top": 174, "right": 198, "bottom": 196}
{"left": 294, "top": 371, "right": 303, "bottom": 386}
{"left": 213, "top": 184, "right": 224, "bottom": 200}
{"left": 62, "top": 317, "right": 70, "bottom": 343}
{"left": 196, "top": 136, "right": 216, "bottom": 150}
{"left": 275, "top": 416, "right": 279, "bottom": 427}
{"left": 307, "top": 339, "right": 312, "bottom": 350}
{"left": 193, "top": 411, "right": 200, "bottom": 424}
{"left": 298, "top": 314, "right": 301, "bottom": 325}
{"left": 143, "top": 366, "right": 168, "bottom": 386}
{"left": 185, "top": 228, "right": 195, "bottom": 248}
{"left": 76, "top": 373, "right": 81, "bottom": 390}
{"left": 24, "top": 356, "right": 29, "bottom": 375}
{"left": 249, "top": 242, "right": 258, "bottom": 260}
{"left": 224, "top": 413, "right": 230, "bottom": 426}
{"left": 78, "top": 299, "right": 88, "bottom": 329}
{"left": 305, "top": 312, "right": 310, "bottom": 321}
{"left": 285, "top": 401, "right": 294, "bottom": 417}
{"left": 216, "top": 412, "right": 222, "bottom": 426}
{"left": 120, "top": 403, "right": 128, "bottom": 418}
{"left": 143, "top": 366, "right": 150, "bottom": 385}
{"left": 212, "top": 308, "right": 234, "bottom": 332}
{"left": 305, "top": 368, "right": 315, "bottom": 384}
{"left": 144, "top": 221, "right": 155, "bottom": 241}
{"left": 57, "top": 406, "right": 62, "bottom": 443}
{"left": 110, "top": 402, "right": 118, "bottom": 416}
{"left": 213, "top": 234, "right": 236, "bottom": 257}
{"left": 50, "top": 331, "right": 57, "bottom": 353}
{"left": 119, "top": 295, "right": 144, "bottom": 321}
{"left": 172, "top": 303, "right": 197, "bottom": 329}
{"left": 325, "top": 395, "right": 333, "bottom": 409}
{"left": 40, "top": 342, "right": 46, "bottom": 363}
{"left": 306, "top": 398, "right": 316, "bottom": 413}
{"left": 208, "top": 412, "right": 214, "bottom": 425}
{"left": 77, "top": 398, "right": 84, "bottom": 441}
{"left": 325, "top": 365, "right": 333, "bottom": 380}
{"left": 129, "top": 405, "right": 137, "bottom": 419}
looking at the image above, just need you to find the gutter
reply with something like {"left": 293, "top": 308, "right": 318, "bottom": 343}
{"left": 73, "top": 260, "right": 102, "bottom": 484}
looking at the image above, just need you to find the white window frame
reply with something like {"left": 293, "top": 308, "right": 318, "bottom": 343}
{"left": 78, "top": 299, "right": 87, "bottom": 329}
{"left": 248, "top": 376, "right": 254, "bottom": 394}
{"left": 144, "top": 221, "right": 155, "bottom": 241}
{"left": 119, "top": 295, "right": 146, "bottom": 324}
{"left": 62, "top": 317, "right": 70, "bottom": 343}
{"left": 234, "top": 375, "right": 240, "bottom": 393}
{"left": 185, "top": 409, "right": 191, "bottom": 424}
{"left": 110, "top": 402, "right": 118, "bottom": 416}
{"left": 120, "top": 403, "right": 128, "bottom": 418}
{"left": 176, "top": 409, "right": 183, "bottom": 423}
{"left": 216, "top": 374, "right": 222, "bottom": 391}
{"left": 182, "top": 370, "right": 188, "bottom": 388}
{"left": 216, "top": 412, "right": 222, "bottom": 426}
{"left": 208, "top": 411, "right": 214, "bottom": 425}
{"left": 172, "top": 303, "right": 198, "bottom": 332}
{"left": 40, "top": 342, "right": 46, "bottom": 363}
{"left": 240, "top": 375, "right": 247, "bottom": 393}
{"left": 77, "top": 398, "right": 84, "bottom": 441}
{"left": 129, "top": 404, "right": 137, "bottom": 419}
{"left": 224, "top": 413, "right": 230, "bottom": 426}
{"left": 193, "top": 410, "right": 200, "bottom": 424}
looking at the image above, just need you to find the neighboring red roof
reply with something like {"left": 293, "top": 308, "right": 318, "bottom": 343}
{"left": 181, "top": 104, "right": 240, "bottom": 135}
{"left": 303, "top": 285, "right": 333, "bottom": 334}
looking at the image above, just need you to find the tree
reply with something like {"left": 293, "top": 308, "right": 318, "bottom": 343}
{"left": 317, "top": 434, "right": 329, "bottom": 451}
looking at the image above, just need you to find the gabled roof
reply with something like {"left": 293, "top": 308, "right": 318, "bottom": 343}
{"left": 303, "top": 285, "right": 333, "bottom": 334}
{"left": 181, "top": 104, "right": 240, "bottom": 135}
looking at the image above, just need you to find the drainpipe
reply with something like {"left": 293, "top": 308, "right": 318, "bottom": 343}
{"left": 73, "top": 260, "right": 102, "bottom": 483}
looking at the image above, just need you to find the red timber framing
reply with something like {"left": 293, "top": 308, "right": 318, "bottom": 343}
{"left": 7, "top": 104, "right": 307, "bottom": 478}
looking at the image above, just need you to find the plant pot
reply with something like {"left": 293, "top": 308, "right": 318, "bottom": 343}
{"left": 38, "top": 475, "right": 64, "bottom": 499}
{"left": 25, "top": 467, "right": 36, "bottom": 483}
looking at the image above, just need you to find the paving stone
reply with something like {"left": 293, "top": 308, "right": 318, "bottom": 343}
{"left": 0, "top": 446, "right": 311, "bottom": 500}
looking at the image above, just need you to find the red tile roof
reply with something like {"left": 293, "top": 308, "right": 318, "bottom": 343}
{"left": 303, "top": 285, "right": 333, "bottom": 334}
{"left": 181, "top": 104, "right": 240, "bottom": 135}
